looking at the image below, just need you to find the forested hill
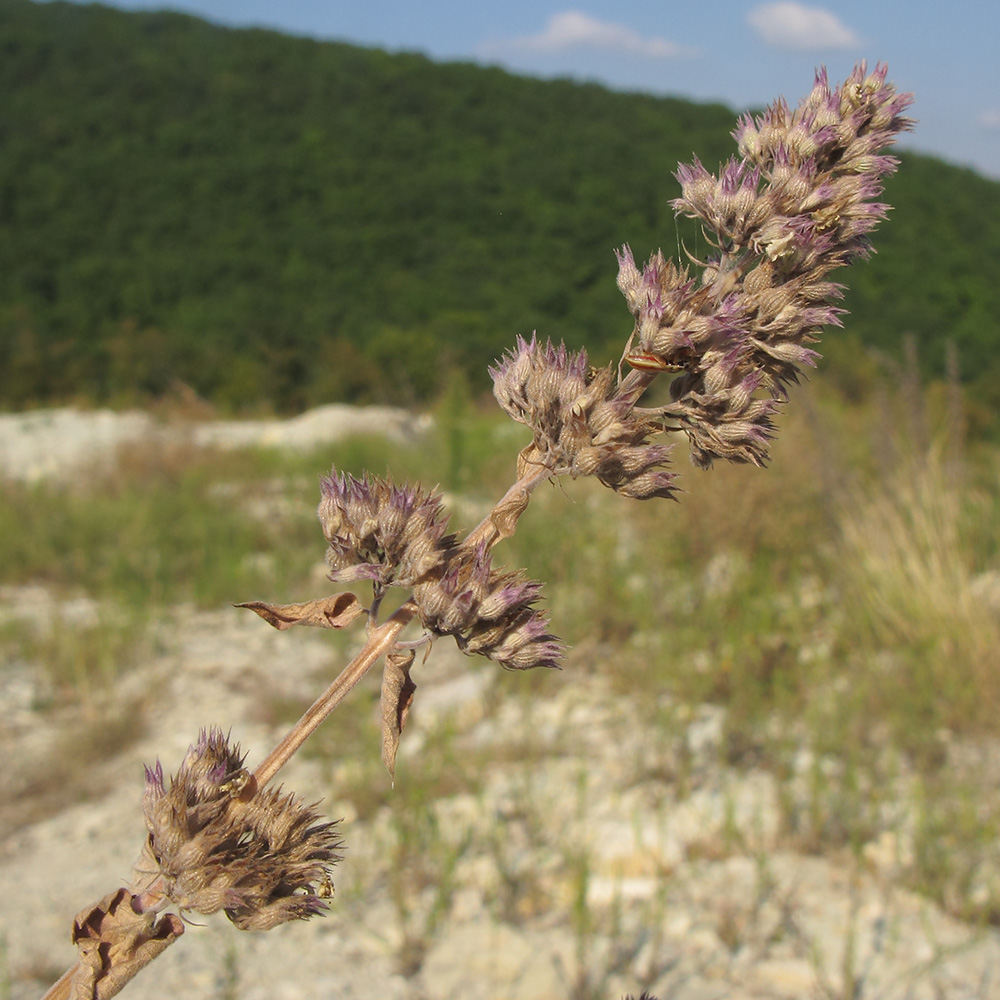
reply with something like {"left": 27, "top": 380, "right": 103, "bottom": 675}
{"left": 2, "top": 0, "right": 998, "bottom": 412}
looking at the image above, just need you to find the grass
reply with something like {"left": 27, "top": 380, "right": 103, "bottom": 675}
{"left": 0, "top": 443, "right": 319, "bottom": 608}
{"left": 501, "top": 368, "right": 1000, "bottom": 921}
{"left": 0, "top": 606, "right": 153, "bottom": 703}
{"left": 3, "top": 363, "right": 1000, "bottom": 930}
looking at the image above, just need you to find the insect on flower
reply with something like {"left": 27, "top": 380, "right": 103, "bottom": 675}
{"left": 624, "top": 351, "right": 687, "bottom": 373}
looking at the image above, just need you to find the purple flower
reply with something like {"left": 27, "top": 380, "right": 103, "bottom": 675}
{"left": 490, "top": 335, "right": 679, "bottom": 500}
{"left": 612, "top": 62, "right": 915, "bottom": 467}
{"left": 413, "top": 541, "right": 564, "bottom": 670}
{"left": 317, "top": 471, "right": 456, "bottom": 589}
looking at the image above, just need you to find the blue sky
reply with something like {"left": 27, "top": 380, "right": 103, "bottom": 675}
{"left": 57, "top": 0, "right": 1000, "bottom": 179}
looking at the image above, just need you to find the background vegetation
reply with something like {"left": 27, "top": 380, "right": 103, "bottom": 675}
{"left": 1, "top": 0, "right": 998, "bottom": 419}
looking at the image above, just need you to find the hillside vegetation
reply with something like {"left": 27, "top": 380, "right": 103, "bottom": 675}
{"left": 1, "top": 0, "right": 998, "bottom": 413}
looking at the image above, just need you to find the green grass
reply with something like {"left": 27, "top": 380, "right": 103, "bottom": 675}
{"left": 0, "top": 608, "right": 151, "bottom": 703}
{"left": 0, "top": 437, "right": 413, "bottom": 610}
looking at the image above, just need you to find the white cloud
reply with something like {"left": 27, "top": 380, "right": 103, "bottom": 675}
{"left": 747, "top": 2, "right": 862, "bottom": 51}
{"left": 479, "top": 10, "right": 687, "bottom": 60}
{"left": 979, "top": 109, "right": 1000, "bottom": 130}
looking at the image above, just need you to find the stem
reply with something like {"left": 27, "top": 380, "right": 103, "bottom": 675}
{"left": 39, "top": 967, "right": 74, "bottom": 1000}
{"left": 245, "top": 599, "right": 418, "bottom": 794}
{"left": 616, "top": 366, "right": 657, "bottom": 406}
{"left": 462, "top": 459, "right": 553, "bottom": 552}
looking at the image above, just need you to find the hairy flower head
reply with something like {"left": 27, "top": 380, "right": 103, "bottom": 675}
{"left": 318, "top": 471, "right": 456, "bottom": 589}
{"left": 136, "top": 728, "right": 342, "bottom": 931}
{"left": 490, "top": 334, "right": 677, "bottom": 500}
{"left": 616, "top": 62, "right": 913, "bottom": 468}
{"left": 413, "top": 540, "right": 564, "bottom": 670}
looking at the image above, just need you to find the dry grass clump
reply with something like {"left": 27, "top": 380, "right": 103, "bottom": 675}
{"left": 836, "top": 447, "right": 1000, "bottom": 732}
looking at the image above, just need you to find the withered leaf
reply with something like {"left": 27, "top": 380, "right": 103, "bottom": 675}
{"left": 70, "top": 888, "right": 184, "bottom": 1000}
{"left": 515, "top": 443, "right": 541, "bottom": 481}
{"left": 490, "top": 482, "right": 531, "bottom": 540}
{"left": 380, "top": 649, "right": 416, "bottom": 778}
{"left": 236, "top": 594, "right": 365, "bottom": 631}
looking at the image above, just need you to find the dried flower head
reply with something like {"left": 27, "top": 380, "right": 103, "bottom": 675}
{"left": 413, "top": 540, "right": 564, "bottom": 670}
{"left": 616, "top": 61, "right": 914, "bottom": 468}
{"left": 490, "top": 334, "right": 678, "bottom": 500}
{"left": 318, "top": 471, "right": 456, "bottom": 589}
{"left": 136, "top": 728, "right": 342, "bottom": 931}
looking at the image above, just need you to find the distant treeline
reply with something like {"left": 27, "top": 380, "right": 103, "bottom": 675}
{"left": 1, "top": 0, "right": 998, "bottom": 412}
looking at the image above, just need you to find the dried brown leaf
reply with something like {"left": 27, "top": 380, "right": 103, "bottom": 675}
{"left": 380, "top": 650, "right": 416, "bottom": 778}
{"left": 236, "top": 594, "right": 365, "bottom": 631}
{"left": 515, "top": 443, "right": 543, "bottom": 482}
{"left": 490, "top": 483, "right": 531, "bottom": 540}
{"left": 69, "top": 889, "right": 183, "bottom": 1000}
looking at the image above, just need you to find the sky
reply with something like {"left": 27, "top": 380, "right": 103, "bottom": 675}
{"left": 55, "top": 0, "right": 1000, "bottom": 180}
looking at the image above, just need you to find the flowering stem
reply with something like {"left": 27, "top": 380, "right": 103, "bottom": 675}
{"left": 38, "top": 63, "right": 913, "bottom": 1000}
{"left": 245, "top": 599, "right": 419, "bottom": 794}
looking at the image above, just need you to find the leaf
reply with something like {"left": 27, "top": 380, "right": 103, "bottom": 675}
{"left": 70, "top": 888, "right": 184, "bottom": 1000}
{"left": 380, "top": 649, "right": 416, "bottom": 779}
{"left": 236, "top": 594, "right": 365, "bottom": 631}
{"left": 490, "top": 480, "right": 531, "bottom": 540}
{"left": 515, "top": 443, "right": 544, "bottom": 482}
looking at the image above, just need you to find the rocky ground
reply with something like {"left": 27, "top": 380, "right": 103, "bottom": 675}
{"left": 0, "top": 404, "right": 431, "bottom": 483}
{"left": 1, "top": 408, "right": 999, "bottom": 1000}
